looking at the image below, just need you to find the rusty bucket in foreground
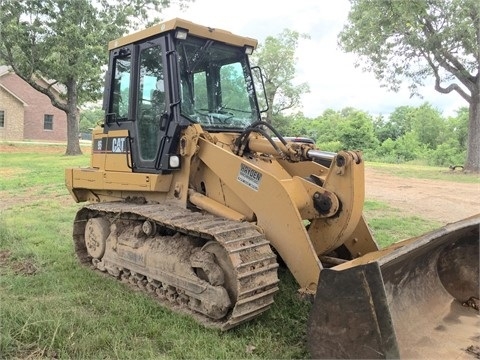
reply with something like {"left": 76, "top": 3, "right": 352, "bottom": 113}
{"left": 307, "top": 214, "right": 480, "bottom": 359}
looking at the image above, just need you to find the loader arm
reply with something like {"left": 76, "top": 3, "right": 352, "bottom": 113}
{"left": 194, "top": 136, "right": 376, "bottom": 292}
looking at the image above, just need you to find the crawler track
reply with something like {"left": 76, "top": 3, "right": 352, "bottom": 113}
{"left": 73, "top": 202, "right": 279, "bottom": 330}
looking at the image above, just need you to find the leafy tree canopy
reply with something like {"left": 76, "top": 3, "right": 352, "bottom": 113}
{"left": 338, "top": 0, "right": 477, "bottom": 99}
{"left": 0, "top": 0, "right": 192, "bottom": 154}
{"left": 251, "top": 29, "right": 310, "bottom": 123}
{"left": 338, "top": 0, "right": 480, "bottom": 171}
{"left": 79, "top": 106, "right": 104, "bottom": 133}
{"left": 271, "top": 103, "right": 469, "bottom": 166}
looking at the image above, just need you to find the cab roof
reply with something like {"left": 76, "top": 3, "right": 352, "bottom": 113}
{"left": 108, "top": 18, "right": 258, "bottom": 50}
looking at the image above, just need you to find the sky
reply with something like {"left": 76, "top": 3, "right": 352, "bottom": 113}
{"left": 163, "top": 0, "right": 467, "bottom": 119}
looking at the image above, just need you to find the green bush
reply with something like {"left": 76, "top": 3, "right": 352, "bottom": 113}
{"left": 317, "top": 140, "right": 342, "bottom": 152}
{"left": 428, "top": 139, "right": 466, "bottom": 166}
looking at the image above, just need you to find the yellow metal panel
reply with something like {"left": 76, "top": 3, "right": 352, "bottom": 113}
{"left": 90, "top": 129, "right": 131, "bottom": 172}
{"left": 307, "top": 151, "right": 367, "bottom": 255}
{"left": 104, "top": 153, "right": 131, "bottom": 172}
{"left": 109, "top": 18, "right": 258, "bottom": 50}
{"left": 150, "top": 174, "right": 174, "bottom": 192}
{"left": 188, "top": 190, "right": 246, "bottom": 221}
{"left": 197, "top": 138, "right": 322, "bottom": 292}
{"left": 91, "top": 151, "right": 105, "bottom": 170}
{"left": 191, "top": 161, "right": 255, "bottom": 221}
{"left": 103, "top": 172, "right": 149, "bottom": 190}
{"left": 278, "top": 158, "right": 329, "bottom": 180}
{"left": 91, "top": 126, "right": 105, "bottom": 169}
{"left": 71, "top": 168, "right": 105, "bottom": 189}
{"left": 65, "top": 168, "right": 79, "bottom": 202}
{"left": 69, "top": 167, "right": 173, "bottom": 193}
{"left": 104, "top": 130, "right": 131, "bottom": 172}
{"left": 286, "top": 177, "right": 340, "bottom": 219}
{"left": 343, "top": 216, "right": 379, "bottom": 257}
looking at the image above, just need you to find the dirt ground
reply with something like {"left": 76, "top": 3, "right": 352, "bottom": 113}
{"left": 1, "top": 143, "right": 479, "bottom": 223}
{"left": 365, "top": 167, "right": 480, "bottom": 224}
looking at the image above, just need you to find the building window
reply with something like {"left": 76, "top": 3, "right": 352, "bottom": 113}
{"left": 0, "top": 110, "right": 5, "bottom": 127}
{"left": 44, "top": 114, "right": 53, "bottom": 130}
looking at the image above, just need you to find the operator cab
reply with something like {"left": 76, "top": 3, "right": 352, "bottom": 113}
{"left": 102, "top": 18, "right": 262, "bottom": 173}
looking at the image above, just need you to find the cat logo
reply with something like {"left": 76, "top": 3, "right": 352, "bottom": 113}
{"left": 112, "top": 138, "right": 126, "bottom": 153}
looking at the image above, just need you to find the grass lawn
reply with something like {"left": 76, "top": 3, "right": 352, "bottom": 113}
{"left": 367, "top": 161, "right": 480, "bottom": 183}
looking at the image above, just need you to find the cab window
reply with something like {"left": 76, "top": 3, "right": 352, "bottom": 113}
{"left": 110, "top": 54, "right": 132, "bottom": 120}
{"left": 136, "top": 44, "right": 165, "bottom": 160}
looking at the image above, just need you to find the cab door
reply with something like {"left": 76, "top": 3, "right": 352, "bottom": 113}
{"left": 104, "top": 37, "right": 174, "bottom": 173}
{"left": 132, "top": 38, "right": 168, "bottom": 171}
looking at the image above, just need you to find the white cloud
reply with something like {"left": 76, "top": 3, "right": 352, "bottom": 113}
{"left": 163, "top": 0, "right": 467, "bottom": 118}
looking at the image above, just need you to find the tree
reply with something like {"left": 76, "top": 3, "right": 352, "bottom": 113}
{"left": 338, "top": 108, "right": 379, "bottom": 151}
{"left": 429, "top": 106, "right": 469, "bottom": 166}
{"left": 339, "top": 0, "right": 480, "bottom": 171}
{"left": 0, "top": 0, "right": 192, "bottom": 155}
{"left": 79, "top": 106, "right": 104, "bottom": 133}
{"left": 251, "top": 29, "right": 310, "bottom": 124}
{"left": 446, "top": 107, "right": 469, "bottom": 149}
{"left": 410, "top": 103, "right": 445, "bottom": 149}
{"left": 312, "top": 109, "right": 343, "bottom": 151}
{"left": 374, "top": 105, "right": 416, "bottom": 143}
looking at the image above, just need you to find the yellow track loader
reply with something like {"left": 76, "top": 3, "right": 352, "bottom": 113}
{"left": 66, "top": 18, "right": 479, "bottom": 358}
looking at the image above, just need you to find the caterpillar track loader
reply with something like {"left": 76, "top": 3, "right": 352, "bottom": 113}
{"left": 66, "top": 18, "right": 479, "bottom": 359}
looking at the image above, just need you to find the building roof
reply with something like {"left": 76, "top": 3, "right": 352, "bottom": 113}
{"left": 0, "top": 82, "right": 28, "bottom": 105}
{"left": 0, "top": 65, "right": 67, "bottom": 105}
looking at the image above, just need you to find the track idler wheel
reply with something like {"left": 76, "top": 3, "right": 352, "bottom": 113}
{"left": 84, "top": 217, "right": 110, "bottom": 259}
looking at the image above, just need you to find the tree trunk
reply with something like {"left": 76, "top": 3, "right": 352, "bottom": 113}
{"left": 465, "top": 91, "right": 480, "bottom": 172}
{"left": 65, "top": 78, "right": 82, "bottom": 156}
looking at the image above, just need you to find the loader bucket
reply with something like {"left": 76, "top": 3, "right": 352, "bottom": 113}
{"left": 307, "top": 215, "right": 479, "bottom": 359}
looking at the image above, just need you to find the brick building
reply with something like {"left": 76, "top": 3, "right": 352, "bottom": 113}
{"left": 0, "top": 66, "right": 67, "bottom": 142}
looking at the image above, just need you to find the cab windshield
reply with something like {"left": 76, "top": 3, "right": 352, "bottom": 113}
{"left": 176, "top": 36, "right": 259, "bottom": 131}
